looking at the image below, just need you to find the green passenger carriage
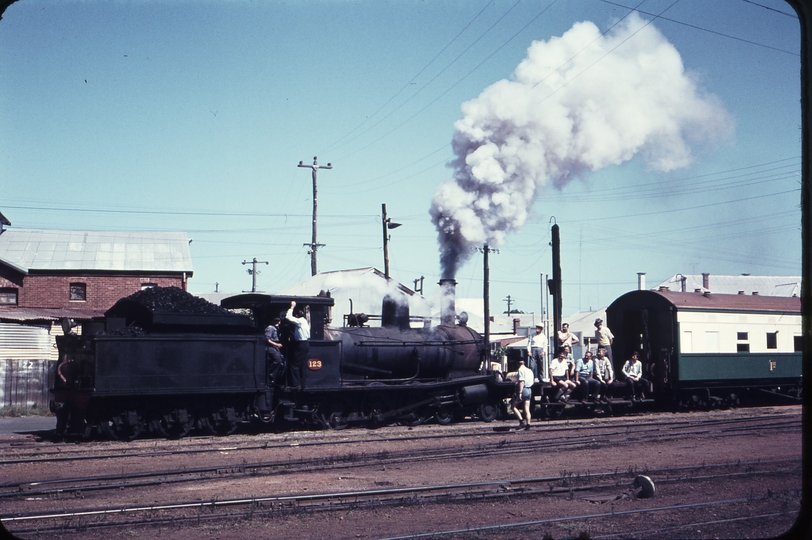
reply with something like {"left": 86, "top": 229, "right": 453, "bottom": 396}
{"left": 606, "top": 289, "right": 802, "bottom": 409}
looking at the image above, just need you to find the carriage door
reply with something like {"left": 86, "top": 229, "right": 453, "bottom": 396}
{"left": 623, "top": 309, "right": 663, "bottom": 393}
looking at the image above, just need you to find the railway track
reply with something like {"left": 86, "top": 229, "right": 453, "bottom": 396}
{"left": 2, "top": 459, "right": 800, "bottom": 536}
{"left": 0, "top": 411, "right": 801, "bottom": 500}
{"left": 0, "top": 405, "right": 800, "bottom": 466}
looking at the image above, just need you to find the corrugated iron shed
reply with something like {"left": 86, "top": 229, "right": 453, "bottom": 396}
{"left": 0, "top": 228, "right": 193, "bottom": 274}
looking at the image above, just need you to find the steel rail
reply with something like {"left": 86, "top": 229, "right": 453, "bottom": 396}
{"left": 379, "top": 504, "right": 794, "bottom": 540}
{"left": 0, "top": 460, "right": 794, "bottom": 522}
{"left": 0, "top": 409, "right": 799, "bottom": 466}
{"left": 0, "top": 418, "right": 801, "bottom": 497}
{"left": 3, "top": 468, "right": 797, "bottom": 536}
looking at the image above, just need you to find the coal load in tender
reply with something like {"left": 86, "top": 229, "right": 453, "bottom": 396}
{"left": 118, "top": 286, "right": 233, "bottom": 316}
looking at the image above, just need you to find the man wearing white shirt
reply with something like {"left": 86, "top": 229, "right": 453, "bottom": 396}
{"left": 285, "top": 301, "right": 310, "bottom": 389}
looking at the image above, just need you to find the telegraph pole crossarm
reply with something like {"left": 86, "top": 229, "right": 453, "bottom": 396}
{"left": 298, "top": 157, "right": 332, "bottom": 276}
{"left": 242, "top": 258, "right": 269, "bottom": 293}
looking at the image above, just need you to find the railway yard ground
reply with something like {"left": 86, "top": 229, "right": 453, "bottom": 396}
{"left": 0, "top": 405, "right": 805, "bottom": 540}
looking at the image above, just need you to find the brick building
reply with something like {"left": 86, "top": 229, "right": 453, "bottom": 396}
{"left": 0, "top": 215, "right": 193, "bottom": 410}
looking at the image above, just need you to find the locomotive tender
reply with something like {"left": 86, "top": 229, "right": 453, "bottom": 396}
{"left": 52, "top": 287, "right": 513, "bottom": 440}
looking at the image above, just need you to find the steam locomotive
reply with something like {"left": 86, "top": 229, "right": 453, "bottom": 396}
{"left": 52, "top": 287, "right": 513, "bottom": 440}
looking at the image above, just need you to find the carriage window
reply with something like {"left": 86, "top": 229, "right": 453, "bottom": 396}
{"left": 766, "top": 332, "right": 778, "bottom": 350}
{"left": 69, "top": 283, "right": 86, "bottom": 302}
{"left": 736, "top": 331, "right": 749, "bottom": 353}
{"left": 681, "top": 331, "right": 693, "bottom": 353}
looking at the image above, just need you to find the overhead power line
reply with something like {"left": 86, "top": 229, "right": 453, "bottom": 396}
{"left": 597, "top": 0, "right": 799, "bottom": 56}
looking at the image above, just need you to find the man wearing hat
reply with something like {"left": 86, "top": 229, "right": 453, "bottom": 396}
{"left": 594, "top": 318, "right": 614, "bottom": 362}
{"left": 527, "top": 324, "right": 548, "bottom": 382}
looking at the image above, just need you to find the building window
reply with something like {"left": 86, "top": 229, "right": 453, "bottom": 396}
{"left": 69, "top": 283, "right": 87, "bottom": 302}
{"left": 0, "top": 288, "right": 18, "bottom": 305}
{"left": 141, "top": 283, "right": 157, "bottom": 290}
{"left": 737, "top": 332, "right": 748, "bottom": 341}
{"left": 794, "top": 335, "right": 803, "bottom": 352}
{"left": 766, "top": 332, "right": 778, "bottom": 350}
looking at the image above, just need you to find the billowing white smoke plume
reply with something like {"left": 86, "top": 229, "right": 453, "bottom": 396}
{"left": 430, "top": 13, "right": 733, "bottom": 278}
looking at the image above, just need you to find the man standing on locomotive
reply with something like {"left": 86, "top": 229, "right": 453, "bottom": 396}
{"left": 264, "top": 318, "right": 285, "bottom": 384}
{"left": 594, "top": 318, "right": 615, "bottom": 362}
{"left": 557, "top": 322, "right": 579, "bottom": 349}
{"left": 285, "top": 301, "right": 310, "bottom": 390}
{"left": 527, "top": 324, "right": 547, "bottom": 382}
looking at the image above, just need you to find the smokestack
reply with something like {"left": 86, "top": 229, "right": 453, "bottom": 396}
{"left": 637, "top": 272, "right": 646, "bottom": 291}
{"left": 381, "top": 295, "right": 410, "bottom": 330}
{"left": 439, "top": 279, "right": 457, "bottom": 326}
{"left": 702, "top": 272, "right": 710, "bottom": 290}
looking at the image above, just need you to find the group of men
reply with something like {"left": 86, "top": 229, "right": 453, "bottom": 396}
{"left": 264, "top": 301, "right": 311, "bottom": 390}
{"left": 512, "top": 318, "right": 650, "bottom": 428}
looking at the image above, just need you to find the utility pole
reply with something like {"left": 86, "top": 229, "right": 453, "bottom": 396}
{"left": 242, "top": 258, "right": 269, "bottom": 292}
{"left": 476, "top": 245, "right": 499, "bottom": 362}
{"left": 381, "top": 203, "right": 402, "bottom": 280}
{"left": 504, "top": 295, "right": 514, "bottom": 314}
{"left": 298, "top": 157, "right": 332, "bottom": 276}
{"left": 550, "top": 223, "right": 562, "bottom": 341}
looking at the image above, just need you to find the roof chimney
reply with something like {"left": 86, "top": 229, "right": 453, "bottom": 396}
{"left": 752, "top": 291, "right": 759, "bottom": 296}
{"left": 513, "top": 318, "right": 520, "bottom": 335}
{"left": 702, "top": 272, "right": 710, "bottom": 290}
{"left": 637, "top": 272, "right": 646, "bottom": 291}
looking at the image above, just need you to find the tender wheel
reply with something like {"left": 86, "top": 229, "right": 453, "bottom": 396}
{"left": 477, "top": 400, "right": 499, "bottom": 422}
{"left": 153, "top": 408, "right": 194, "bottom": 439}
{"left": 100, "top": 410, "right": 145, "bottom": 441}
{"left": 201, "top": 407, "right": 240, "bottom": 436}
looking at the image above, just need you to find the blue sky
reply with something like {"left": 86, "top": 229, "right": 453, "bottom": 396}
{"left": 0, "top": 0, "right": 802, "bottom": 319}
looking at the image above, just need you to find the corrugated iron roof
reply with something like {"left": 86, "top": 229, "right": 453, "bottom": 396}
{"left": 655, "top": 290, "right": 800, "bottom": 313}
{"left": 0, "top": 307, "right": 105, "bottom": 322}
{"left": 0, "top": 228, "right": 193, "bottom": 274}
